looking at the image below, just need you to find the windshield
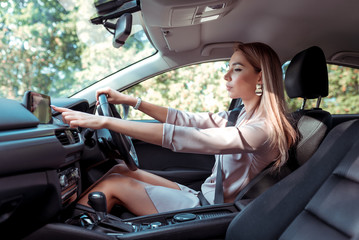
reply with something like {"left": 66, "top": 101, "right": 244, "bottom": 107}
{"left": 0, "top": 0, "right": 156, "bottom": 101}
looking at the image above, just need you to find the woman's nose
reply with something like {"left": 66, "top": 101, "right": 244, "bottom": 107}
{"left": 224, "top": 71, "right": 231, "bottom": 81}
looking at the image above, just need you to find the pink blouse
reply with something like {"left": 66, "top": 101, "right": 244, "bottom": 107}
{"left": 162, "top": 107, "right": 278, "bottom": 204}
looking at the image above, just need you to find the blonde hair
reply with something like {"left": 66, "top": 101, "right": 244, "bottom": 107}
{"left": 235, "top": 42, "right": 297, "bottom": 169}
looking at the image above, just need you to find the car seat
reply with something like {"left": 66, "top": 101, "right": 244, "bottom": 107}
{"left": 226, "top": 118, "right": 359, "bottom": 240}
{"left": 236, "top": 46, "right": 333, "bottom": 200}
{"left": 285, "top": 46, "right": 332, "bottom": 168}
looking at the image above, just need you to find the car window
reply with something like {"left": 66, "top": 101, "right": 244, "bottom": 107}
{"left": 120, "top": 61, "right": 358, "bottom": 120}
{"left": 285, "top": 63, "right": 359, "bottom": 114}
{"left": 0, "top": 0, "right": 156, "bottom": 101}
{"left": 120, "top": 61, "right": 230, "bottom": 120}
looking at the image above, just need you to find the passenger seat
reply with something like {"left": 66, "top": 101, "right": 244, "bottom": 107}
{"left": 285, "top": 46, "right": 332, "bottom": 168}
{"left": 226, "top": 119, "right": 359, "bottom": 240}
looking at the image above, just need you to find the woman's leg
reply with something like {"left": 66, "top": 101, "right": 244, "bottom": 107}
{"left": 78, "top": 162, "right": 181, "bottom": 215}
{"left": 79, "top": 173, "right": 159, "bottom": 215}
{"left": 108, "top": 162, "right": 180, "bottom": 189}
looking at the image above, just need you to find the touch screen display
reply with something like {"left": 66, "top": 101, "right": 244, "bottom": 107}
{"left": 24, "top": 91, "right": 52, "bottom": 124}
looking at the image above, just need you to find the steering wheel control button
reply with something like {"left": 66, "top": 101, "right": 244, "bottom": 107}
{"left": 173, "top": 213, "right": 197, "bottom": 223}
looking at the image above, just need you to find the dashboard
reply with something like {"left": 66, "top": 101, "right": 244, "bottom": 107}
{"left": 0, "top": 94, "right": 240, "bottom": 239}
{"left": 0, "top": 94, "right": 88, "bottom": 238}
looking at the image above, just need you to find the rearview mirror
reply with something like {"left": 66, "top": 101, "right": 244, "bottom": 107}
{"left": 113, "top": 13, "right": 132, "bottom": 48}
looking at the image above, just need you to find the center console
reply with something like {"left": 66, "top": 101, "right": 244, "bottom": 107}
{"left": 65, "top": 200, "right": 241, "bottom": 240}
{"left": 58, "top": 166, "right": 81, "bottom": 207}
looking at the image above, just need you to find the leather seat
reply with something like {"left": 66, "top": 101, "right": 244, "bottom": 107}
{"left": 226, "top": 118, "right": 359, "bottom": 240}
{"left": 236, "top": 46, "right": 333, "bottom": 200}
{"left": 285, "top": 46, "right": 332, "bottom": 168}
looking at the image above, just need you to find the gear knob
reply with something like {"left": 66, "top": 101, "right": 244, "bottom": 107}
{"left": 88, "top": 191, "right": 108, "bottom": 221}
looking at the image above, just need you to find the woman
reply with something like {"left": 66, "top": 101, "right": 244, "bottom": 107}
{"left": 53, "top": 42, "right": 297, "bottom": 216}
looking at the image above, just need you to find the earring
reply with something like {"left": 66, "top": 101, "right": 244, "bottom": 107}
{"left": 255, "top": 84, "right": 263, "bottom": 96}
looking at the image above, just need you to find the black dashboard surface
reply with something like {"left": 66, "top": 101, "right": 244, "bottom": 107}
{"left": 0, "top": 98, "right": 86, "bottom": 175}
{"left": 0, "top": 97, "right": 87, "bottom": 238}
{"left": 0, "top": 99, "right": 39, "bottom": 131}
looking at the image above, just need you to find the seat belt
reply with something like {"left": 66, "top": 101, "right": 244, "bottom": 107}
{"left": 213, "top": 105, "right": 244, "bottom": 204}
{"left": 234, "top": 162, "right": 274, "bottom": 201}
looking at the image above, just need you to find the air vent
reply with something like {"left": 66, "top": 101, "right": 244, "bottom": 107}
{"left": 55, "top": 129, "right": 80, "bottom": 146}
{"left": 72, "top": 129, "right": 80, "bottom": 143}
{"left": 56, "top": 131, "right": 70, "bottom": 145}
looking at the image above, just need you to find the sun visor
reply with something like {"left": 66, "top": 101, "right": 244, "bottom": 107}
{"left": 169, "top": 1, "right": 235, "bottom": 27}
{"left": 161, "top": 25, "right": 200, "bottom": 52}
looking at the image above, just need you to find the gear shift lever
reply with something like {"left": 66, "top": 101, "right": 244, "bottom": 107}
{"left": 88, "top": 192, "right": 108, "bottom": 222}
{"left": 87, "top": 191, "right": 134, "bottom": 233}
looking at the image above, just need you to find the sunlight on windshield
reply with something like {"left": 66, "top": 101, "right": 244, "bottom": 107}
{"left": 0, "top": 0, "right": 156, "bottom": 101}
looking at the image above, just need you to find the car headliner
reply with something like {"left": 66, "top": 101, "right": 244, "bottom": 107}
{"left": 142, "top": 0, "right": 359, "bottom": 66}
{"left": 73, "top": 0, "right": 359, "bottom": 101}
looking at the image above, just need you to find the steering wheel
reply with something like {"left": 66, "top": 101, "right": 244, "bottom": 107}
{"left": 96, "top": 94, "right": 139, "bottom": 171}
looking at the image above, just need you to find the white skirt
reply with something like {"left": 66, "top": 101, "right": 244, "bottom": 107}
{"left": 145, "top": 183, "right": 201, "bottom": 213}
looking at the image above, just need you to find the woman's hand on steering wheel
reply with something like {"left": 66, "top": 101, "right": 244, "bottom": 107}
{"left": 96, "top": 87, "right": 133, "bottom": 106}
{"left": 97, "top": 93, "right": 139, "bottom": 171}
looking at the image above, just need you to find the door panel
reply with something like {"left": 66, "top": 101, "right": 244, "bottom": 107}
{"left": 332, "top": 114, "right": 359, "bottom": 128}
{"left": 133, "top": 139, "right": 215, "bottom": 190}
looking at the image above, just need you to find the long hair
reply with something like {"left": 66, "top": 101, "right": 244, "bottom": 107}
{"left": 235, "top": 42, "right": 297, "bottom": 169}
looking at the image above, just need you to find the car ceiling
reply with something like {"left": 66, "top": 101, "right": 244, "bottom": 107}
{"left": 141, "top": 0, "right": 359, "bottom": 67}
{"left": 73, "top": 0, "right": 359, "bottom": 101}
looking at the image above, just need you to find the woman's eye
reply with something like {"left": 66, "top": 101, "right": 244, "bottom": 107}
{"left": 234, "top": 68, "right": 242, "bottom": 72}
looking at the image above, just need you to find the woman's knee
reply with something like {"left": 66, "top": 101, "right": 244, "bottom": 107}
{"left": 101, "top": 173, "right": 140, "bottom": 190}
{"left": 99, "top": 174, "right": 145, "bottom": 198}
{"left": 109, "top": 162, "right": 130, "bottom": 174}
{"left": 101, "top": 173, "right": 124, "bottom": 184}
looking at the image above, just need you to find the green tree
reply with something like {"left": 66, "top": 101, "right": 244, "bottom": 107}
{"left": 123, "top": 62, "right": 230, "bottom": 119}
{"left": 285, "top": 64, "right": 359, "bottom": 114}
{"left": 2, "top": 1, "right": 358, "bottom": 116}
{"left": 325, "top": 65, "right": 359, "bottom": 113}
{"left": 74, "top": 27, "right": 155, "bottom": 90}
{"left": 0, "top": 0, "right": 84, "bottom": 99}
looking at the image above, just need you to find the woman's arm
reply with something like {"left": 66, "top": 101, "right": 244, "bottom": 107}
{"left": 105, "top": 117, "right": 163, "bottom": 146}
{"left": 96, "top": 87, "right": 168, "bottom": 123}
{"left": 133, "top": 98, "right": 168, "bottom": 123}
{"left": 167, "top": 109, "right": 229, "bottom": 129}
{"left": 52, "top": 106, "right": 269, "bottom": 155}
{"left": 52, "top": 106, "right": 164, "bottom": 146}
{"left": 162, "top": 121, "right": 270, "bottom": 155}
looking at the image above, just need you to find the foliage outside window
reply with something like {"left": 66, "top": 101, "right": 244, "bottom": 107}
{"left": 285, "top": 64, "right": 359, "bottom": 114}
{"left": 123, "top": 62, "right": 358, "bottom": 120}
{"left": 2, "top": 2, "right": 357, "bottom": 116}
{"left": 0, "top": 0, "right": 156, "bottom": 101}
{"left": 122, "top": 62, "right": 230, "bottom": 120}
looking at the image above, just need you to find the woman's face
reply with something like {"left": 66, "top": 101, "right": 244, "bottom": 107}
{"left": 224, "top": 51, "right": 262, "bottom": 100}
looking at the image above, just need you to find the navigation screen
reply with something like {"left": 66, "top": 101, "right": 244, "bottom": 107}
{"left": 24, "top": 91, "right": 52, "bottom": 124}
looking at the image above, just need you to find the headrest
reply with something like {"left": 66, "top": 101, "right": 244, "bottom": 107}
{"left": 285, "top": 46, "right": 328, "bottom": 99}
